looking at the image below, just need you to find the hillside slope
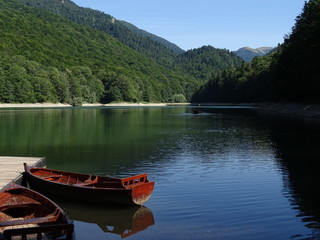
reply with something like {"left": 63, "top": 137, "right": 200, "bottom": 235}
{"left": 176, "top": 46, "right": 243, "bottom": 81}
{"left": 16, "top": 0, "right": 183, "bottom": 66}
{"left": 0, "top": 0, "right": 198, "bottom": 104}
{"left": 16, "top": 0, "right": 243, "bottom": 76}
{"left": 272, "top": 0, "right": 320, "bottom": 102}
{"left": 1, "top": 0, "right": 247, "bottom": 105}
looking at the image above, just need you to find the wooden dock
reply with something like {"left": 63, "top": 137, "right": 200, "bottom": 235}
{"left": 0, "top": 156, "right": 46, "bottom": 190}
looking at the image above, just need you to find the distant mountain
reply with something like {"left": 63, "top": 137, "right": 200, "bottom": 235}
{"left": 233, "top": 47, "right": 274, "bottom": 62}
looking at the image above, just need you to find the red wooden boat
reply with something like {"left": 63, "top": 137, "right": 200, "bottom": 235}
{"left": 0, "top": 183, "right": 74, "bottom": 240}
{"left": 24, "top": 163, "right": 155, "bottom": 206}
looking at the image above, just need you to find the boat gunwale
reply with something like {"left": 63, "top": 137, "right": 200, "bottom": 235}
{"left": 0, "top": 183, "right": 74, "bottom": 239}
{"left": 24, "top": 163, "right": 155, "bottom": 206}
{"left": 0, "top": 183, "right": 69, "bottom": 221}
{"left": 24, "top": 164, "right": 152, "bottom": 191}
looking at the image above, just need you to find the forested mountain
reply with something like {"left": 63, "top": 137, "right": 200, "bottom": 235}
{"left": 192, "top": 55, "right": 275, "bottom": 102}
{"left": 192, "top": 0, "right": 320, "bottom": 104}
{"left": 0, "top": 0, "right": 246, "bottom": 105}
{"left": 119, "top": 21, "right": 184, "bottom": 54}
{"left": 15, "top": 0, "right": 242, "bottom": 76}
{"left": 15, "top": 0, "right": 183, "bottom": 66}
{"left": 233, "top": 47, "right": 274, "bottom": 62}
{"left": 272, "top": 0, "right": 320, "bottom": 102}
{"left": 175, "top": 46, "right": 243, "bottom": 82}
{"left": 0, "top": 0, "right": 199, "bottom": 104}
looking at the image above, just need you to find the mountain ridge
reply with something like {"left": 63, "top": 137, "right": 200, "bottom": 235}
{"left": 233, "top": 46, "right": 274, "bottom": 62}
{"left": 15, "top": 0, "right": 184, "bottom": 66}
{"left": 119, "top": 20, "right": 184, "bottom": 54}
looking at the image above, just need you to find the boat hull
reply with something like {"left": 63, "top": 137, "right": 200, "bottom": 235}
{"left": 24, "top": 165, "right": 154, "bottom": 206}
{"left": 0, "top": 184, "right": 74, "bottom": 240}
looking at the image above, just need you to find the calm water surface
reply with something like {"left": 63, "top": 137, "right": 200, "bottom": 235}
{"left": 1, "top": 106, "right": 320, "bottom": 240}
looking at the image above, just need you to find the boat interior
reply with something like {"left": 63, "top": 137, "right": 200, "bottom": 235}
{"left": 30, "top": 169, "right": 149, "bottom": 189}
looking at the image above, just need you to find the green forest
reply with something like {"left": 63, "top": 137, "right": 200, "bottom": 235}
{"left": 1, "top": 0, "right": 319, "bottom": 104}
{"left": 192, "top": 0, "right": 320, "bottom": 103}
{"left": 0, "top": 0, "right": 243, "bottom": 104}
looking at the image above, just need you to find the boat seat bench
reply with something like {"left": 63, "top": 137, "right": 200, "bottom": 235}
{"left": 72, "top": 176, "right": 99, "bottom": 186}
{"left": 0, "top": 215, "right": 58, "bottom": 227}
{"left": 0, "top": 203, "right": 41, "bottom": 211}
{"left": 43, "top": 175, "right": 62, "bottom": 179}
{"left": 3, "top": 223, "right": 74, "bottom": 240}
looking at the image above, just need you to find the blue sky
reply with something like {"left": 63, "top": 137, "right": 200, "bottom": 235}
{"left": 71, "top": 0, "right": 305, "bottom": 51}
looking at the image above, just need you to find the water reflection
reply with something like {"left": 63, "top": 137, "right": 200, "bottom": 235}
{"left": 2, "top": 107, "right": 320, "bottom": 239}
{"left": 264, "top": 116, "right": 320, "bottom": 239}
{"left": 54, "top": 199, "right": 154, "bottom": 239}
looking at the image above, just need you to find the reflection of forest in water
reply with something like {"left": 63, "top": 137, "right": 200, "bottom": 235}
{"left": 194, "top": 108, "right": 320, "bottom": 238}
{"left": 2, "top": 107, "right": 320, "bottom": 239}
{"left": 268, "top": 116, "right": 320, "bottom": 238}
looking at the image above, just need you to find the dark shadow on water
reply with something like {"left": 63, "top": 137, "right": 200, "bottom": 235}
{"left": 266, "top": 116, "right": 320, "bottom": 239}
{"left": 187, "top": 105, "right": 259, "bottom": 116}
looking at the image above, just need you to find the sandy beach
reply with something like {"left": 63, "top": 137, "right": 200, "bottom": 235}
{"left": 0, "top": 103, "right": 72, "bottom": 108}
{"left": 2, "top": 102, "right": 320, "bottom": 121}
{"left": 0, "top": 102, "right": 172, "bottom": 108}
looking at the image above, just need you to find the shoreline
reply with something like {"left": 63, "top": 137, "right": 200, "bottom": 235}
{"left": 1, "top": 102, "right": 320, "bottom": 121}
{"left": 0, "top": 102, "right": 260, "bottom": 108}
{"left": 0, "top": 102, "right": 189, "bottom": 108}
{"left": 255, "top": 103, "right": 320, "bottom": 120}
{"left": 0, "top": 103, "right": 72, "bottom": 108}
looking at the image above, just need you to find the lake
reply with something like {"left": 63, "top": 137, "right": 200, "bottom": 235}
{"left": 1, "top": 106, "right": 320, "bottom": 240}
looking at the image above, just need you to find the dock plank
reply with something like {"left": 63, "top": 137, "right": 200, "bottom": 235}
{"left": 0, "top": 156, "right": 45, "bottom": 190}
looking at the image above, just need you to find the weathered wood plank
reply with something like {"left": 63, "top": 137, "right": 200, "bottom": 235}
{"left": 0, "top": 156, "right": 46, "bottom": 190}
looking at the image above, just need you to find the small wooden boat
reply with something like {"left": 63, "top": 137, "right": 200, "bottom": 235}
{"left": 24, "top": 163, "right": 155, "bottom": 206}
{"left": 193, "top": 109, "right": 204, "bottom": 114}
{"left": 0, "top": 183, "right": 74, "bottom": 240}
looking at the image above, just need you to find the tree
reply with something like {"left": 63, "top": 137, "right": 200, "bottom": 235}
{"left": 170, "top": 94, "right": 187, "bottom": 103}
{"left": 47, "top": 67, "right": 71, "bottom": 103}
{"left": 7, "top": 64, "right": 35, "bottom": 102}
{"left": 273, "top": 0, "right": 320, "bottom": 102}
